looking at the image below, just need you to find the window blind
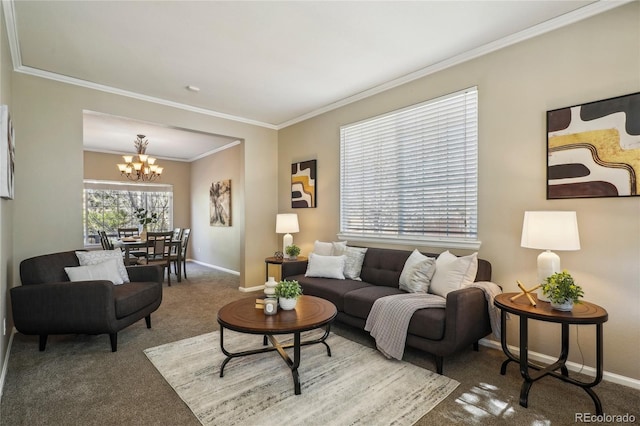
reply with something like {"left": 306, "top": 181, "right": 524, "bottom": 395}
{"left": 339, "top": 87, "right": 478, "bottom": 245}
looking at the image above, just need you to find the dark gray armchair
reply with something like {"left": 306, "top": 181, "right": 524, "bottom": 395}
{"left": 11, "top": 250, "right": 163, "bottom": 352}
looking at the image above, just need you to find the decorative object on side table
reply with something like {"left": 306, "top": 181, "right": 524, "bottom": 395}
{"left": 542, "top": 270, "right": 584, "bottom": 311}
{"left": 285, "top": 244, "right": 301, "bottom": 260}
{"left": 510, "top": 280, "right": 542, "bottom": 307}
{"left": 263, "top": 297, "right": 278, "bottom": 315}
{"left": 274, "top": 251, "right": 284, "bottom": 261}
{"left": 274, "top": 279, "right": 303, "bottom": 310}
{"left": 264, "top": 276, "right": 277, "bottom": 298}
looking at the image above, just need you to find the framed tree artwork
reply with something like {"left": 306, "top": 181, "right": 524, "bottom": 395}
{"left": 291, "top": 160, "right": 316, "bottom": 208}
{"left": 547, "top": 92, "right": 640, "bottom": 199}
{"left": 210, "top": 179, "right": 231, "bottom": 226}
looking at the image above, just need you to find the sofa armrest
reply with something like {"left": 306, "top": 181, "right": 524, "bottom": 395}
{"left": 440, "top": 287, "right": 492, "bottom": 351}
{"left": 10, "top": 280, "right": 117, "bottom": 334}
{"left": 281, "top": 260, "right": 308, "bottom": 279}
{"left": 126, "top": 264, "right": 163, "bottom": 284}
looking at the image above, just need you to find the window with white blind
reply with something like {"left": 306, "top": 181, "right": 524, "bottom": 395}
{"left": 339, "top": 87, "right": 479, "bottom": 249}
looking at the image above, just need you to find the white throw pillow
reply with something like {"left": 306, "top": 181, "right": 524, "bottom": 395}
{"left": 429, "top": 251, "right": 478, "bottom": 298}
{"left": 399, "top": 249, "right": 429, "bottom": 289}
{"left": 305, "top": 253, "right": 346, "bottom": 279}
{"left": 343, "top": 247, "right": 367, "bottom": 280}
{"left": 331, "top": 241, "right": 348, "bottom": 256}
{"left": 65, "top": 258, "right": 124, "bottom": 285}
{"left": 76, "top": 250, "right": 130, "bottom": 283}
{"left": 400, "top": 257, "right": 436, "bottom": 293}
{"left": 313, "top": 240, "right": 334, "bottom": 256}
{"left": 313, "top": 240, "right": 348, "bottom": 256}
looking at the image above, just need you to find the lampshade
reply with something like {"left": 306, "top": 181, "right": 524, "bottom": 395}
{"left": 521, "top": 211, "right": 580, "bottom": 300}
{"left": 521, "top": 211, "right": 580, "bottom": 251}
{"left": 276, "top": 213, "right": 300, "bottom": 259}
{"left": 276, "top": 214, "right": 300, "bottom": 234}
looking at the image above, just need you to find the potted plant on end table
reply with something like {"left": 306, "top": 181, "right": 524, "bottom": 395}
{"left": 542, "top": 270, "right": 584, "bottom": 311}
{"left": 285, "top": 244, "right": 301, "bottom": 260}
{"left": 275, "top": 279, "right": 303, "bottom": 310}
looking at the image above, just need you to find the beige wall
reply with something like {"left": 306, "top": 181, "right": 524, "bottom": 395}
{"left": 83, "top": 150, "right": 192, "bottom": 233}
{"left": 0, "top": 3, "right": 15, "bottom": 385}
{"left": 10, "top": 72, "right": 277, "bottom": 293}
{"left": 278, "top": 4, "right": 640, "bottom": 380}
{"left": 190, "top": 143, "right": 243, "bottom": 272}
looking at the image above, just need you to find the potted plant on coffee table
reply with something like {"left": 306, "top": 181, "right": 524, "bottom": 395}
{"left": 541, "top": 270, "right": 584, "bottom": 311}
{"left": 274, "top": 279, "right": 303, "bottom": 310}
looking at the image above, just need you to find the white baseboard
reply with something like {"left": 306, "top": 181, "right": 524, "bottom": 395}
{"left": 240, "top": 285, "right": 264, "bottom": 293}
{"left": 479, "top": 337, "right": 640, "bottom": 390}
{"left": 189, "top": 259, "right": 240, "bottom": 276}
{"left": 0, "top": 328, "right": 16, "bottom": 399}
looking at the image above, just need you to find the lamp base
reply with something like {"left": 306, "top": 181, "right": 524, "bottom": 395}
{"left": 537, "top": 250, "right": 560, "bottom": 302}
{"left": 283, "top": 233, "right": 293, "bottom": 259}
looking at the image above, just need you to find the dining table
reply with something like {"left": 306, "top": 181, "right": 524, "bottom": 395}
{"left": 115, "top": 238, "right": 183, "bottom": 283}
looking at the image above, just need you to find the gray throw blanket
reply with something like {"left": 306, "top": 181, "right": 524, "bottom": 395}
{"left": 364, "top": 282, "right": 503, "bottom": 360}
{"left": 467, "top": 281, "right": 503, "bottom": 339}
{"left": 364, "top": 293, "right": 446, "bottom": 360}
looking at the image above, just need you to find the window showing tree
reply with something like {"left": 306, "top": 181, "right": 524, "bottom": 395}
{"left": 339, "top": 87, "right": 478, "bottom": 248}
{"left": 83, "top": 180, "right": 173, "bottom": 245}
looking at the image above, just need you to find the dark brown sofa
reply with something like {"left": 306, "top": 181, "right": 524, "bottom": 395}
{"left": 11, "top": 250, "right": 163, "bottom": 352}
{"left": 282, "top": 247, "right": 493, "bottom": 374}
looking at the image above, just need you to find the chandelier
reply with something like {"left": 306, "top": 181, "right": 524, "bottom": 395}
{"left": 117, "top": 134, "right": 164, "bottom": 182}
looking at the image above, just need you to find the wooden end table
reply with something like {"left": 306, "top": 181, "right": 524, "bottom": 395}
{"left": 217, "top": 295, "right": 337, "bottom": 395}
{"left": 264, "top": 256, "right": 307, "bottom": 281}
{"left": 494, "top": 293, "right": 608, "bottom": 414}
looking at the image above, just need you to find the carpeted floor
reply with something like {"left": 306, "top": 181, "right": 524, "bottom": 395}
{"left": 1, "top": 262, "right": 639, "bottom": 425}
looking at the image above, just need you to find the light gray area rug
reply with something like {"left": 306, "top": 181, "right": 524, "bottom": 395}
{"left": 144, "top": 330, "right": 459, "bottom": 426}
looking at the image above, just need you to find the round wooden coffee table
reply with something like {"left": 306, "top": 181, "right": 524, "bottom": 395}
{"left": 217, "top": 295, "right": 337, "bottom": 395}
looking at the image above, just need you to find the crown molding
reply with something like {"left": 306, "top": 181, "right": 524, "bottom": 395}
{"left": 276, "top": 0, "right": 635, "bottom": 129}
{"left": 3, "top": 0, "right": 632, "bottom": 131}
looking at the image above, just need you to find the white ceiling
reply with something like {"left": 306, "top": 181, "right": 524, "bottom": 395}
{"left": 3, "top": 0, "right": 629, "bottom": 160}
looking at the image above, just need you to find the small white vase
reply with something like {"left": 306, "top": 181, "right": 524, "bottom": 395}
{"left": 551, "top": 299, "right": 574, "bottom": 311}
{"left": 279, "top": 297, "right": 298, "bottom": 310}
{"left": 140, "top": 225, "right": 147, "bottom": 241}
{"left": 264, "top": 276, "right": 277, "bottom": 297}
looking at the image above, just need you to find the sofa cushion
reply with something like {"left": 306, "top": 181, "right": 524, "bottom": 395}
{"left": 343, "top": 286, "right": 405, "bottom": 319}
{"left": 113, "top": 282, "right": 162, "bottom": 319}
{"left": 407, "top": 308, "right": 446, "bottom": 341}
{"left": 292, "top": 274, "right": 370, "bottom": 312}
{"left": 359, "top": 248, "right": 411, "bottom": 288}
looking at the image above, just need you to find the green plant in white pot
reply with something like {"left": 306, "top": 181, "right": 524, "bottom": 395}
{"left": 275, "top": 279, "right": 303, "bottom": 310}
{"left": 542, "top": 270, "right": 584, "bottom": 311}
{"left": 285, "top": 244, "right": 301, "bottom": 260}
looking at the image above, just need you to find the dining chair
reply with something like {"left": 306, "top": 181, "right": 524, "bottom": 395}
{"left": 172, "top": 227, "right": 183, "bottom": 241}
{"left": 175, "top": 228, "right": 191, "bottom": 280}
{"left": 144, "top": 231, "right": 174, "bottom": 286}
{"left": 99, "top": 231, "right": 114, "bottom": 250}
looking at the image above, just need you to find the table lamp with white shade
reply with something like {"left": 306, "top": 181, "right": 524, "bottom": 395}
{"left": 276, "top": 213, "right": 300, "bottom": 259}
{"left": 520, "top": 211, "right": 580, "bottom": 301}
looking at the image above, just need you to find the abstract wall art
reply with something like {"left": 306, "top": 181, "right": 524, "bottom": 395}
{"left": 291, "top": 160, "right": 316, "bottom": 208}
{"left": 547, "top": 92, "right": 640, "bottom": 199}
{"left": 210, "top": 179, "right": 231, "bottom": 226}
{"left": 0, "top": 105, "right": 15, "bottom": 200}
